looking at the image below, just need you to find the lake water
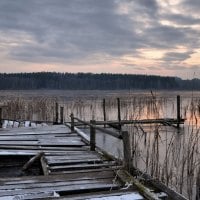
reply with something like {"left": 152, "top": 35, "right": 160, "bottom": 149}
{"left": 0, "top": 90, "right": 199, "bottom": 199}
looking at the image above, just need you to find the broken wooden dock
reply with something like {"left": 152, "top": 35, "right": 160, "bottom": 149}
{"left": 0, "top": 112, "right": 188, "bottom": 200}
{"left": 0, "top": 122, "right": 172, "bottom": 200}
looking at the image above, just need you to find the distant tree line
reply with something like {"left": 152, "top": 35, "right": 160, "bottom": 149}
{"left": 0, "top": 72, "right": 199, "bottom": 90}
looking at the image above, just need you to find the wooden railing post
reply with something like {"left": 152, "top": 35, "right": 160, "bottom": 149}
{"left": 55, "top": 102, "right": 59, "bottom": 124}
{"left": 0, "top": 108, "right": 2, "bottom": 128}
{"left": 117, "top": 98, "right": 121, "bottom": 130}
{"left": 177, "top": 95, "right": 181, "bottom": 128}
{"left": 103, "top": 99, "right": 106, "bottom": 128}
{"left": 70, "top": 113, "right": 74, "bottom": 132}
{"left": 60, "top": 106, "right": 64, "bottom": 124}
{"left": 196, "top": 168, "right": 200, "bottom": 200}
{"left": 90, "top": 120, "right": 96, "bottom": 151}
{"left": 122, "top": 131, "right": 133, "bottom": 173}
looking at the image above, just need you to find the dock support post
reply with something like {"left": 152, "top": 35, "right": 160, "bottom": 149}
{"left": 55, "top": 102, "right": 59, "bottom": 124}
{"left": 103, "top": 99, "right": 106, "bottom": 128}
{"left": 196, "top": 168, "right": 200, "bottom": 200}
{"left": 0, "top": 108, "right": 2, "bottom": 128}
{"left": 90, "top": 120, "right": 96, "bottom": 151}
{"left": 60, "top": 106, "right": 64, "bottom": 124}
{"left": 70, "top": 113, "right": 74, "bottom": 132}
{"left": 122, "top": 131, "right": 133, "bottom": 173}
{"left": 177, "top": 95, "right": 181, "bottom": 128}
{"left": 117, "top": 98, "right": 121, "bottom": 130}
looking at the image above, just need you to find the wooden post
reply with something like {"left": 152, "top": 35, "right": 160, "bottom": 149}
{"left": 103, "top": 99, "right": 106, "bottom": 128}
{"left": 60, "top": 106, "right": 64, "bottom": 124}
{"left": 177, "top": 95, "right": 181, "bottom": 128}
{"left": 90, "top": 120, "right": 96, "bottom": 151}
{"left": 117, "top": 98, "right": 121, "bottom": 130}
{"left": 196, "top": 168, "right": 200, "bottom": 200}
{"left": 55, "top": 102, "right": 59, "bottom": 124}
{"left": 0, "top": 108, "right": 2, "bottom": 128}
{"left": 70, "top": 113, "right": 74, "bottom": 132}
{"left": 122, "top": 131, "right": 132, "bottom": 173}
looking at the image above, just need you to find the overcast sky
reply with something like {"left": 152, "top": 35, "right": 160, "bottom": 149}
{"left": 0, "top": 0, "right": 199, "bottom": 79}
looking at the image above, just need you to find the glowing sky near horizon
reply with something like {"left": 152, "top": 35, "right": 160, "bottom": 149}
{"left": 0, "top": 0, "right": 199, "bottom": 79}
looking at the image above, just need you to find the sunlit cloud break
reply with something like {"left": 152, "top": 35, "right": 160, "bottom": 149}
{"left": 0, "top": 0, "right": 199, "bottom": 79}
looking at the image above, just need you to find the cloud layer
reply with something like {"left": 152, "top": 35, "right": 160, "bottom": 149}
{"left": 0, "top": 0, "right": 199, "bottom": 78}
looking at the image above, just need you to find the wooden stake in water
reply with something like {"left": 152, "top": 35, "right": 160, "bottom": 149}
{"left": 122, "top": 131, "right": 133, "bottom": 173}
{"left": 103, "top": 99, "right": 106, "bottom": 128}
{"left": 55, "top": 102, "right": 59, "bottom": 124}
{"left": 117, "top": 98, "right": 121, "bottom": 130}
{"left": 70, "top": 113, "right": 74, "bottom": 132}
{"left": 90, "top": 120, "right": 96, "bottom": 151}
{"left": 196, "top": 168, "right": 200, "bottom": 200}
{"left": 60, "top": 106, "right": 64, "bottom": 124}
{"left": 177, "top": 95, "right": 181, "bottom": 128}
{"left": 0, "top": 108, "right": 2, "bottom": 128}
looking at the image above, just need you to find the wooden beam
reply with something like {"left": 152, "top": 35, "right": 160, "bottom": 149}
{"left": 60, "top": 106, "right": 64, "bottom": 124}
{"left": 132, "top": 167, "right": 188, "bottom": 200}
{"left": 71, "top": 118, "right": 185, "bottom": 127}
{"left": 55, "top": 102, "right": 59, "bottom": 124}
{"left": 117, "top": 98, "right": 121, "bottom": 130}
{"left": 74, "top": 117, "right": 122, "bottom": 139}
{"left": 0, "top": 108, "right": 2, "bottom": 128}
{"left": 117, "top": 170, "right": 161, "bottom": 200}
{"left": 103, "top": 99, "right": 106, "bottom": 128}
{"left": 40, "top": 156, "right": 49, "bottom": 176}
{"left": 177, "top": 95, "right": 181, "bottom": 128}
{"left": 90, "top": 120, "right": 96, "bottom": 151}
{"left": 70, "top": 113, "right": 75, "bottom": 132}
{"left": 22, "top": 152, "right": 44, "bottom": 171}
{"left": 122, "top": 131, "right": 133, "bottom": 173}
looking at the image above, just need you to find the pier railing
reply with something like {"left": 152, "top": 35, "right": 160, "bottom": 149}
{"left": 69, "top": 113, "right": 136, "bottom": 173}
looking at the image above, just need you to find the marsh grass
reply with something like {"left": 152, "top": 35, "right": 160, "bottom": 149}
{"left": 124, "top": 95, "right": 200, "bottom": 200}
{"left": 1, "top": 97, "right": 56, "bottom": 122}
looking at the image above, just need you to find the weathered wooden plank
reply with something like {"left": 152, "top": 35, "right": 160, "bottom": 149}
{"left": 0, "top": 135, "right": 79, "bottom": 139}
{"left": 49, "top": 167, "right": 122, "bottom": 175}
{"left": 0, "top": 146, "right": 89, "bottom": 151}
{"left": 57, "top": 191, "right": 144, "bottom": 200}
{"left": 47, "top": 158, "right": 103, "bottom": 165}
{"left": 0, "top": 132, "right": 74, "bottom": 137}
{"left": 0, "top": 149, "right": 94, "bottom": 156}
{"left": 0, "top": 177, "right": 115, "bottom": 191}
{"left": 0, "top": 170, "right": 116, "bottom": 185}
{"left": 46, "top": 154, "right": 101, "bottom": 160}
{"left": 0, "top": 127, "right": 70, "bottom": 135}
{"left": 0, "top": 140, "right": 85, "bottom": 146}
{"left": 49, "top": 162, "right": 117, "bottom": 171}
{"left": 0, "top": 141, "right": 39, "bottom": 145}
{"left": 0, "top": 191, "right": 56, "bottom": 200}
{"left": 0, "top": 182, "right": 119, "bottom": 197}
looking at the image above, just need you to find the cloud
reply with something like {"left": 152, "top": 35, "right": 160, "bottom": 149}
{"left": 162, "top": 51, "right": 193, "bottom": 61}
{"left": 161, "top": 13, "right": 200, "bottom": 25}
{"left": 0, "top": 0, "right": 144, "bottom": 62}
{"left": 0, "top": 0, "right": 199, "bottom": 78}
